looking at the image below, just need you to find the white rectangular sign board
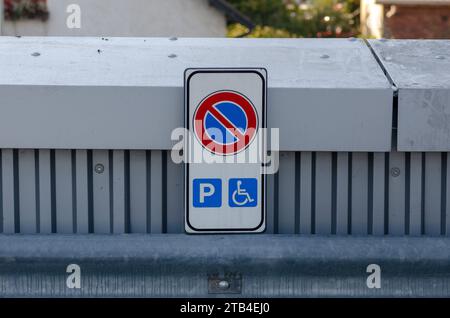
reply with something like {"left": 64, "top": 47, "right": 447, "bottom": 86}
{"left": 185, "top": 68, "right": 267, "bottom": 233}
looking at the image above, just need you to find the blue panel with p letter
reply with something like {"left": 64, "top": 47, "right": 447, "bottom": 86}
{"left": 193, "top": 178, "right": 222, "bottom": 208}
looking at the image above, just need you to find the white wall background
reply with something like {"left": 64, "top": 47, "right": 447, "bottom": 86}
{"left": 2, "top": 0, "right": 227, "bottom": 37}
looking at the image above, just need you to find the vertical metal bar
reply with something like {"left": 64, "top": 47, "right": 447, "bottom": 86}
{"left": 295, "top": 152, "right": 301, "bottom": 234}
{"left": 0, "top": 151, "right": 2, "bottom": 233}
{"left": 278, "top": 152, "right": 296, "bottom": 234}
{"left": 55, "top": 150, "right": 73, "bottom": 233}
{"left": 75, "top": 150, "right": 89, "bottom": 234}
{"left": 372, "top": 152, "right": 386, "bottom": 235}
{"left": 442, "top": 153, "right": 447, "bottom": 236}
{"left": 150, "top": 151, "right": 163, "bottom": 233}
{"left": 112, "top": 150, "right": 126, "bottom": 234}
{"left": 409, "top": 152, "right": 423, "bottom": 235}
{"left": 446, "top": 153, "right": 450, "bottom": 236}
{"left": 315, "top": 152, "right": 332, "bottom": 234}
{"left": 336, "top": 152, "right": 349, "bottom": 235}
{"left": 265, "top": 171, "right": 275, "bottom": 234}
{"left": 166, "top": 152, "right": 183, "bottom": 233}
{"left": 92, "top": 150, "right": 110, "bottom": 234}
{"left": 38, "top": 150, "right": 52, "bottom": 233}
{"left": 351, "top": 153, "right": 368, "bottom": 235}
{"left": 425, "top": 153, "right": 441, "bottom": 236}
{"left": 2, "top": 150, "right": 15, "bottom": 233}
{"left": 299, "top": 152, "right": 312, "bottom": 234}
{"left": 18, "top": 149, "right": 37, "bottom": 233}
{"left": 129, "top": 150, "right": 147, "bottom": 233}
{"left": 388, "top": 151, "right": 406, "bottom": 235}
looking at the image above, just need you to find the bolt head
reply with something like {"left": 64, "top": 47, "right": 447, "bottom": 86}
{"left": 391, "top": 167, "right": 401, "bottom": 177}
{"left": 218, "top": 280, "right": 230, "bottom": 289}
{"left": 94, "top": 163, "right": 105, "bottom": 174}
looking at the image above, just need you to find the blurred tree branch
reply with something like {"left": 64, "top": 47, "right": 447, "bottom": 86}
{"left": 226, "top": 0, "right": 360, "bottom": 38}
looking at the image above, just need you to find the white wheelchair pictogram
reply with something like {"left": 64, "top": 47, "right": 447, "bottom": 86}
{"left": 231, "top": 180, "right": 255, "bottom": 206}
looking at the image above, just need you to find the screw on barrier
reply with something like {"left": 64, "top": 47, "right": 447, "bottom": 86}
{"left": 94, "top": 163, "right": 105, "bottom": 174}
{"left": 218, "top": 280, "right": 230, "bottom": 290}
{"left": 391, "top": 167, "right": 401, "bottom": 177}
{"left": 208, "top": 273, "right": 241, "bottom": 294}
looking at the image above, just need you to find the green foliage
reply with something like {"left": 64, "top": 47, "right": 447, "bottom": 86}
{"left": 228, "top": 24, "right": 295, "bottom": 38}
{"left": 4, "top": 0, "right": 49, "bottom": 21}
{"left": 227, "top": 0, "right": 360, "bottom": 38}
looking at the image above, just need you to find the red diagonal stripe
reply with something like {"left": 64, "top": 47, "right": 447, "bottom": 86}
{"left": 207, "top": 106, "right": 246, "bottom": 141}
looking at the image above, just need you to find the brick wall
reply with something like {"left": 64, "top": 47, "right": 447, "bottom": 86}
{"left": 384, "top": 5, "right": 450, "bottom": 39}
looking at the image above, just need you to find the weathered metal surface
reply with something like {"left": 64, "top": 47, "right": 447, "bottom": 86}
{"left": 369, "top": 40, "right": 450, "bottom": 151}
{"left": 0, "top": 234, "right": 449, "bottom": 297}
{"left": 1, "top": 38, "right": 449, "bottom": 298}
{"left": 0, "top": 37, "right": 392, "bottom": 151}
{"left": 0, "top": 149, "right": 449, "bottom": 236}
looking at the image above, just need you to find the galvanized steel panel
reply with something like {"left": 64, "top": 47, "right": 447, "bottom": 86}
{"left": 0, "top": 149, "right": 448, "bottom": 236}
{"left": 1, "top": 235, "right": 450, "bottom": 297}
{"left": 0, "top": 37, "right": 392, "bottom": 151}
{"left": 369, "top": 40, "right": 450, "bottom": 151}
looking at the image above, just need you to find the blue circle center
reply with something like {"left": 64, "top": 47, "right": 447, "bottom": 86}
{"left": 204, "top": 101, "right": 247, "bottom": 145}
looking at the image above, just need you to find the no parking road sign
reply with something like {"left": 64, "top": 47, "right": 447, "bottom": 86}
{"left": 193, "top": 90, "right": 258, "bottom": 155}
{"left": 185, "top": 69, "right": 267, "bottom": 233}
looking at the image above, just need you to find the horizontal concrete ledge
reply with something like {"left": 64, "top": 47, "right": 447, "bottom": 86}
{"left": 0, "top": 235, "right": 450, "bottom": 297}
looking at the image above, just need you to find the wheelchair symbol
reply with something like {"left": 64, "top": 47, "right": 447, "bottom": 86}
{"left": 229, "top": 178, "right": 257, "bottom": 207}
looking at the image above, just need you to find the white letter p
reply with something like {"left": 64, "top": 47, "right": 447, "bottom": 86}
{"left": 199, "top": 183, "right": 215, "bottom": 203}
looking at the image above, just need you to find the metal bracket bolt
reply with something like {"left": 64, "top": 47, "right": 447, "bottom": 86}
{"left": 218, "top": 280, "right": 230, "bottom": 290}
{"left": 391, "top": 167, "right": 401, "bottom": 177}
{"left": 208, "top": 273, "right": 242, "bottom": 294}
{"left": 94, "top": 163, "right": 105, "bottom": 174}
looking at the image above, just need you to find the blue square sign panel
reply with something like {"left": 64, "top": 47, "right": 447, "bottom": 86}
{"left": 229, "top": 178, "right": 258, "bottom": 207}
{"left": 193, "top": 178, "right": 222, "bottom": 208}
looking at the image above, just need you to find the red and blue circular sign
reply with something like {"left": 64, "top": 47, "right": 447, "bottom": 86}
{"left": 193, "top": 90, "right": 258, "bottom": 155}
